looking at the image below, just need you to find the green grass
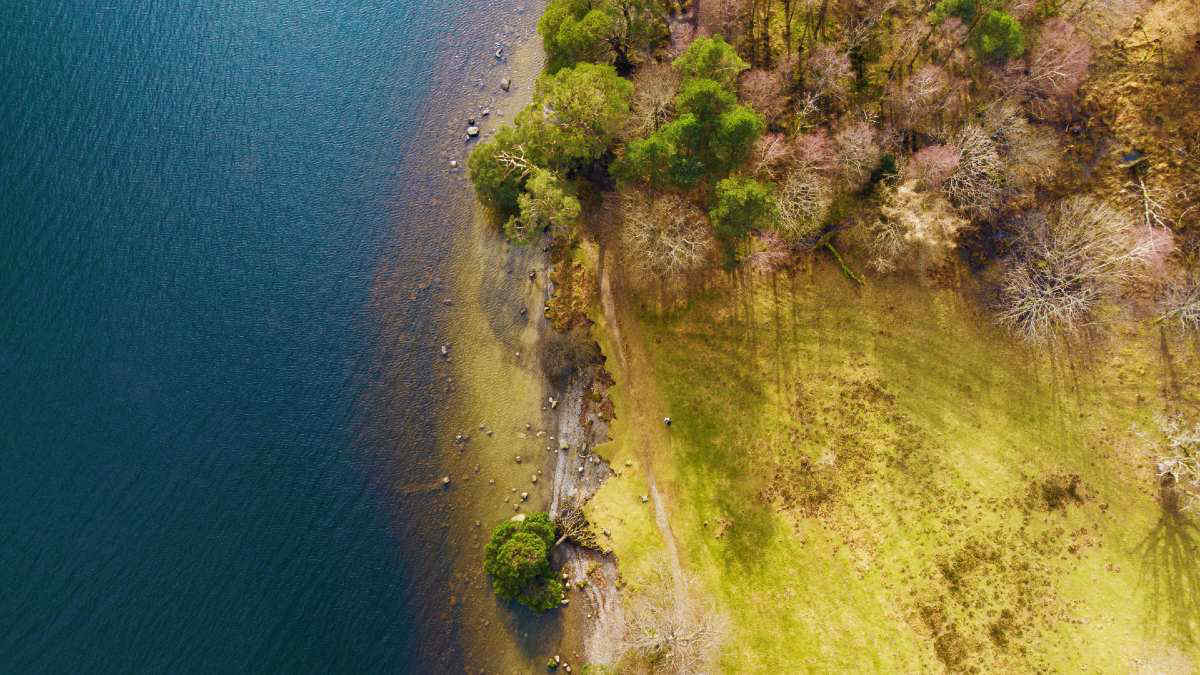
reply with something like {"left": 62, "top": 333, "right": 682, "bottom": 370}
{"left": 589, "top": 263, "right": 1200, "bottom": 671}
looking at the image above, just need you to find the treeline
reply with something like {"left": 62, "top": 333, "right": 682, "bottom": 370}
{"left": 468, "top": 0, "right": 1199, "bottom": 343}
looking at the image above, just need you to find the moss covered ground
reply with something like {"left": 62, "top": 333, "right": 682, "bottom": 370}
{"left": 587, "top": 261, "right": 1200, "bottom": 671}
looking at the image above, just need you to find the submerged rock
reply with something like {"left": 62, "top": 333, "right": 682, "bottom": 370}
{"left": 500, "top": 78, "right": 511, "bottom": 91}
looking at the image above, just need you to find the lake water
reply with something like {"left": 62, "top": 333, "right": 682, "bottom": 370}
{"left": 0, "top": 0, "right": 485, "bottom": 669}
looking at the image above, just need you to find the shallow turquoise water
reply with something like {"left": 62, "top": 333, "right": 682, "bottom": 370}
{"left": 1, "top": 0, "right": 474, "bottom": 669}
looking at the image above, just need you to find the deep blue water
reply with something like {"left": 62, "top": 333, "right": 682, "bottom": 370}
{"left": 1, "top": 0, "right": 468, "bottom": 670}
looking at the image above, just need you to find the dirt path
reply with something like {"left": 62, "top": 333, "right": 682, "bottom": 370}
{"left": 597, "top": 246, "right": 687, "bottom": 610}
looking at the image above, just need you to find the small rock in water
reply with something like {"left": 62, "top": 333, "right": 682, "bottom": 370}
{"left": 440, "top": 344, "right": 449, "bottom": 356}
{"left": 531, "top": 475, "right": 538, "bottom": 483}
{"left": 640, "top": 495, "right": 649, "bottom": 503}
{"left": 495, "top": 48, "right": 503, "bottom": 59}
{"left": 515, "top": 455, "right": 522, "bottom": 464}
{"left": 442, "top": 476, "right": 451, "bottom": 486}
{"left": 481, "top": 108, "right": 490, "bottom": 117}
{"left": 467, "top": 117, "right": 476, "bottom": 126}
{"left": 577, "top": 466, "right": 584, "bottom": 475}
{"left": 449, "top": 160, "right": 458, "bottom": 168}
{"left": 500, "top": 78, "right": 511, "bottom": 91}
{"left": 520, "top": 492, "right": 529, "bottom": 501}
{"left": 466, "top": 126, "right": 480, "bottom": 137}
{"left": 548, "top": 397, "right": 558, "bottom": 409}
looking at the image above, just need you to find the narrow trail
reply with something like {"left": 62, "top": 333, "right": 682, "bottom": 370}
{"left": 597, "top": 246, "right": 687, "bottom": 610}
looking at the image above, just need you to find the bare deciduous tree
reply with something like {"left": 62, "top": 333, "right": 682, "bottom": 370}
{"left": 998, "top": 196, "right": 1153, "bottom": 341}
{"left": 930, "top": 17, "right": 970, "bottom": 69}
{"left": 628, "top": 62, "right": 682, "bottom": 138}
{"left": 1159, "top": 276, "right": 1200, "bottom": 331}
{"left": 888, "top": 64, "right": 949, "bottom": 134}
{"left": 870, "top": 181, "right": 969, "bottom": 274}
{"left": 622, "top": 193, "right": 714, "bottom": 281}
{"left": 834, "top": 120, "right": 880, "bottom": 191}
{"left": 793, "top": 128, "right": 837, "bottom": 174}
{"left": 941, "top": 125, "right": 1003, "bottom": 220}
{"left": 775, "top": 169, "right": 833, "bottom": 243}
{"left": 738, "top": 68, "right": 789, "bottom": 125}
{"left": 752, "top": 133, "right": 794, "bottom": 179}
{"left": 622, "top": 568, "right": 728, "bottom": 673}
{"left": 1026, "top": 18, "right": 1092, "bottom": 118}
{"left": 746, "top": 229, "right": 793, "bottom": 273}
{"left": 1153, "top": 414, "right": 1200, "bottom": 513}
{"left": 906, "top": 143, "right": 960, "bottom": 190}
{"left": 807, "top": 45, "right": 853, "bottom": 111}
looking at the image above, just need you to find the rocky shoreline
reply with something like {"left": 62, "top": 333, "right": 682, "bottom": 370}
{"left": 422, "top": 7, "right": 629, "bottom": 664}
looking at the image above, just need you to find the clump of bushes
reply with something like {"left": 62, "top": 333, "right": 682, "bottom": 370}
{"left": 483, "top": 513, "right": 564, "bottom": 612}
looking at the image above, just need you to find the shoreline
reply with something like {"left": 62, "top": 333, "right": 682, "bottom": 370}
{"left": 395, "top": 1, "right": 625, "bottom": 668}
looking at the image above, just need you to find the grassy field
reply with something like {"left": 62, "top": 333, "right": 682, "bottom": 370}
{"left": 586, "top": 260, "right": 1200, "bottom": 672}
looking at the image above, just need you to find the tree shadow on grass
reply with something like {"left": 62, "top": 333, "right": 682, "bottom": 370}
{"left": 1136, "top": 493, "right": 1200, "bottom": 647}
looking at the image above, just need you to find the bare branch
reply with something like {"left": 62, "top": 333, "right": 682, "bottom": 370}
{"left": 1159, "top": 277, "right": 1200, "bottom": 331}
{"left": 998, "top": 196, "right": 1151, "bottom": 341}
{"left": 622, "top": 568, "right": 728, "bottom": 673}
{"left": 622, "top": 192, "right": 715, "bottom": 282}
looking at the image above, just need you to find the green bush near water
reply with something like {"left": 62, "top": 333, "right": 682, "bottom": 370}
{"left": 483, "top": 512, "right": 563, "bottom": 612}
